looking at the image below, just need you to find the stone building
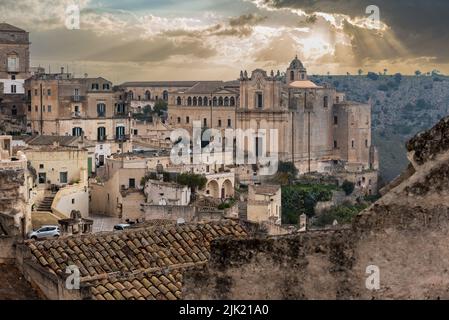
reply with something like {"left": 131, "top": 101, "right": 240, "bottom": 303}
{"left": 237, "top": 57, "right": 378, "bottom": 181}
{"left": 144, "top": 179, "right": 191, "bottom": 206}
{"left": 247, "top": 184, "right": 281, "bottom": 225}
{"left": 166, "top": 81, "right": 239, "bottom": 132}
{"left": 24, "top": 72, "right": 132, "bottom": 165}
{"left": 130, "top": 57, "right": 378, "bottom": 192}
{"left": 0, "top": 23, "right": 30, "bottom": 122}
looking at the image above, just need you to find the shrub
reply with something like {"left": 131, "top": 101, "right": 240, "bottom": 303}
{"left": 281, "top": 183, "right": 340, "bottom": 224}
{"left": 313, "top": 203, "right": 368, "bottom": 227}
{"left": 341, "top": 180, "right": 355, "bottom": 196}
{"left": 367, "top": 72, "right": 379, "bottom": 81}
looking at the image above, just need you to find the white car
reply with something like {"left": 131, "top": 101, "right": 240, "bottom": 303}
{"left": 28, "top": 225, "right": 60, "bottom": 240}
{"left": 113, "top": 224, "right": 131, "bottom": 231}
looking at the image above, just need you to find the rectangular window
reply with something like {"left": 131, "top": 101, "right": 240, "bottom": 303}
{"left": 352, "top": 140, "right": 355, "bottom": 149}
{"left": 35, "top": 105, "right": 38, "bottom": 112}
{"left": 218, "top": 119, "right": 222, "bottom": 127}
{"left": 11, "top": 85, "right": 16, "bottom": 93}
{"left": 38, "top": 172, "right": 46, "bottom": 184}
{"left": 47, "top": 89, "right": 51, "bottom": 96}
{"left": 34, "top": 89, "right": 38, "bottom": 96}
{"left": 324, "top": 96, "right": 329, "bottom": 108}
{"left": 203, "top": 118, "right": 207, "bottom": 127}
{"left": 48, "top": 105, "right": 51, "bottom": 113}
{"left": 365, "top": 139, "right": 369, "bottom": 148}
{"left": 116, "top": 126, "right": 125, "bottom": 140}
{"left": 103, "top": 83, "right": 110, "bottom": 90}
{"left": 227, "top": 119, "right": 232, "bottom": 127}
{"left": 334, "top": 140, "right": 338, "bottom": 149}
{"left": 7, "top": 56, "right": 18, "bottom": 72}
{"left": 11, "top": 75, "right": 16, "bottom": 80}
{"left": 97, "top": 127, "right": 106, "bottom": 141}
{"left": 256, "top": 93, "right": 263, "bottom": 108}
{"left": 60, "top": 172, "right": 68, "bottom": 184}
{"left": 129, "top": 178, "right": 136, "bottom": 189}
{"left": 255, "top": 137, "right": 263, "bottom": 157}
{"left": 177, "top": 117, "right": 181, "bottom": 124}
{"left": 186, "top": 116, "right": 190, "bottom": 124}
{"left": 28, "top": 105, "right": 31, "bottom": 112}
{"left": 334, "top": 116, "right": 338, "bottom": 125}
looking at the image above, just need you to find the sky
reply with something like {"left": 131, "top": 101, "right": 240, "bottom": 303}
{"left": 1, "top": 0, "right": 449, "bottom": 84}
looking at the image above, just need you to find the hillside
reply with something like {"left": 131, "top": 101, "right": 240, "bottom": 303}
{"left": 310, "top": 74, "right": 449, "bottom": 183}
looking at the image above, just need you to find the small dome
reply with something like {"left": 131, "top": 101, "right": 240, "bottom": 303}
{"left": 289, "top": 55, "right": 305, "bottom": 70}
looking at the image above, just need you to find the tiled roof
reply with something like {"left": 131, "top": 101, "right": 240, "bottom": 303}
{"left": 119, "top": 81, "right": 200, "bottom": 88}
{"left": 19, "top": 135, "right": 81, "bottom": 147}
{"left": 26, "top": 220, "right": 248, "bottom": 300}
{"left": 88, "top": 270, "right": 183, "bottom": 300}
{"left": 183, "top": 81, "right": 225, "bottom": 94}
{"left": 0, "top": 23, "right": 26, "bottom": 33}
{"left": 289, "top": 80, "right": 322, "bottom": 89}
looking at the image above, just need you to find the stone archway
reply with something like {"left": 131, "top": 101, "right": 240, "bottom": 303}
{"left": 206, "top": 180, "right": 220, "bottom": 198}
{"left": 221, "top": 179, "right": 234, "bottom": 199}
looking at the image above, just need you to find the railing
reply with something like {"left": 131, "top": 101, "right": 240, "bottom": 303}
{"left": 71, "top": 95, "right": 85, "bottom": 102}
{"left": 115, "top": 134, "right": 130, "bottom": 142}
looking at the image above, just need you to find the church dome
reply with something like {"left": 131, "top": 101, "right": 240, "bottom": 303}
{"left": 289, "top": 55, "right": 305, "bottom": 70}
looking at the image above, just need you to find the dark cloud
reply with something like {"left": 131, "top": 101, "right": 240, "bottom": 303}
{"left": 229, "top": 13, "right": 267, "bottom": 27}
{"left": 161, "top": 15, "right": 262, "bottom": 39}
{"left": 257, "top": 0, "right": 449, "bottom": 62}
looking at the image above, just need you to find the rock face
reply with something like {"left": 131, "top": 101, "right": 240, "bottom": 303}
{"left": 184, "top": 116, "right": 449, "bottom": 300}
{"left": 0, "top": 169, "right": 27, "bottom": 236}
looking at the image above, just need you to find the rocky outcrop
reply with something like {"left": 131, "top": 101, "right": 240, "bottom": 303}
{"left": 184, "top": 116, "right": 449, "bottom": 300}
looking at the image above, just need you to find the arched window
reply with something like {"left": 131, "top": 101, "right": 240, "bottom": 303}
{"left": 187, "top": 97, "right": 192, "bottom": 106}
{"left": 218, "top": 97, "right": 223, "bottom": 106}
{"left": 145, "top": 90, "right": 151, "bottom": 100}
{"left": 198, "top": 97, "right": 203, "bottom": 106}
{"left": 193, "top": 97, "right": 197, "bottom": 106}
{"left": 230, "top": 97, "right": 235, "bottom": 106}
{"left": 163, "top": 90, "right": 169, "bottom": 101}
{"left": 290, "top": 70, "right": 295, "bottom": 81}
{"left": 177, "top": 96, "right": 182, "bottom": 106}
{"left": 212, "top": 97, "right": 217, "bottom": 106}
{"left": 204, "top": 97, "right": 208, "bottom": 106}
{"left": 224, "top": 97, "right": 229, "bottom": 106}
{"left": 128, "top": 91, "right": 134, "bottom": 100}
{"left": 97, "top": 103, "right": 106, "bottom": 117}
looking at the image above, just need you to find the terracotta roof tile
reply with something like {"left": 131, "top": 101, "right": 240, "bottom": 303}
{"left": 25, "top": 220, "right": 248, "bottom": 300}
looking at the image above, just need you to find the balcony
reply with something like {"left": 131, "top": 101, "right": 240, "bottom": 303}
{"left": 115, "top": 134, "right": 130, "bottom": 142}
{"left": 71, "top": 95, "right": 85, "bottom": 102}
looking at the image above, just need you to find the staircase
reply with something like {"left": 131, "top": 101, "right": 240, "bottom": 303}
{"left": 238, "top": 202, "right": 248, "bottom": 221}
{"left": 34, "top": 194, "right": 56, "bottom": 212}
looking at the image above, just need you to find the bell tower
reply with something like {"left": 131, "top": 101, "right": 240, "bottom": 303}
{"left": 286, "top": 55, "right": 307, "bottom": 84}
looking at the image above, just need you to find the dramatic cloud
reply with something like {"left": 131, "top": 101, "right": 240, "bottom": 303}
{"left": 2, "top": 0, "right": 449, "bottom": 81}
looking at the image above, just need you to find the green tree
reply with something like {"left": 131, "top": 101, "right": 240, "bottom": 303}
{"left": 153, "top": 100, "right": 168, "bottom": 116}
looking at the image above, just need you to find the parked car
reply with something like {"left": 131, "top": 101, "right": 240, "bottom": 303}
{"left": 28, "top": 225, "right": 60, "bottom": 240}
{"left": 113, "top": 224, "right": 131, "bottom": 231}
